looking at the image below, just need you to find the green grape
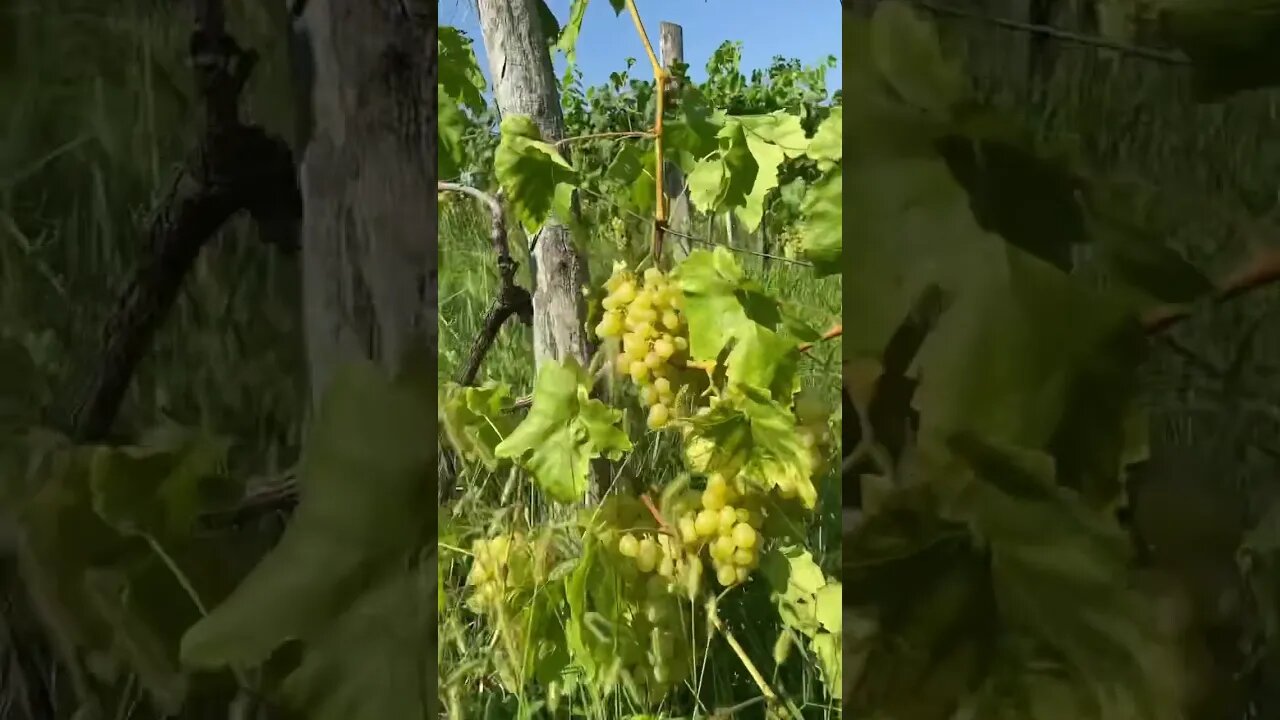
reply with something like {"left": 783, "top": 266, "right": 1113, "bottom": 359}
{"left": 678, "top": 515, "right": 698, "bottom": 544}
{"left": 702, "top": 485, "right": 727, "bottom": 511}
{"left": 614, "top": 280, "right": 637, "bottom": 304}
{"left": 715, "top": 563, "right": 737, "bottom": 587}
{"left": 637, "top": 537, "right": 659, "bottom": 573}
{"left": 644, "top": 350, "right": 663, "bottom": 369}
{"left": 733, "top": 548, "right": 755, "bottom": 566}
{"left": 640, "top": 385, "right": 658, "bottom": 406}
{"left": 654, "top": 377, "right": 672, "bottom": 396}
{"left": 711, "top": 535, "right": 736, "bottom": 562}
{"left": 648, "top": 403, "right": 670, "bottom": 429}
{"left": 694, "top": 509, "right": 718, "bottom": 537}
{"left": 717, "top": 506, "right": 738, "bottom": 533}
{"left": 732, "top": 522, "right": 757, "bottom": 549}
{"left": 619, "top": 533, "right": 640, "bottom": 558}
{"left": 734, "top": 565, "right": 750, "bottom": 583}
{"left": 794, "top": 388, "right": 828, "bottom": 425}
{"left": 629, "top": 361, "right": 650, "bottom": 383}
{"left": 596, "top": 311, "right": 624, "bottom": 338}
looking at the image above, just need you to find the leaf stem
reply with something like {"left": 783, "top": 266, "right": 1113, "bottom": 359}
{"left": 799, "top": 323, "right": 843, "bottom": 353}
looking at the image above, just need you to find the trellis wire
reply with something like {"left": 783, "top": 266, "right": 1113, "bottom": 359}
{"left": 906, "top": 0, "right": 1190, "bottom": 66}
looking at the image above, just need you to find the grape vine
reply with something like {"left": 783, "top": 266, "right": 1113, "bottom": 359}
{"left": 439, "top": 0, "right": 843, "bottom": 716}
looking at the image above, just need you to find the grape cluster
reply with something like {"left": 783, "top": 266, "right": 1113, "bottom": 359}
{"left": 793, "top": 388, "right": 834, "bottom": 478}
{"left": 466, "top": 533, "right": 517, "bottom": 611}
{"left": 464, "top": 531, "right": 553, "bottom": 614}
{"left": 611, "top": 529, "right": 694, "bottom": 696}
{"left": 594, "top": 263, "right": 697, "bottom": 430}
{"left": 674, "top": 474, "right": 764, "bottom": 588}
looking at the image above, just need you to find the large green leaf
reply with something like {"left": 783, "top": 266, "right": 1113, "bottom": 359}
{"left": 181, "top": 360, "right": 433, "bottom": 684}
{"left": 438, "top": 26, "right": 486, "bottom": 113}
{"left": 13, "top": 429, "right": 241, "bottom": 714}
{"left": 279, "top": 553, "right": 434, "bottom": 720}
{"left": 494, "top": 115, "right": 579, "bottom": 236}
{"left": 800, "top": 168, "right": 841, "bottom": 277}
{"left": 844, "top": 439, "right": 1183, "bottom": 720}
{"left": 439, "top": 381, "right": 520, "bottom": 471}
{"left": 494, "top": 359, "right": 631, "bottom": 503}
{"left": 868, "top": 0, "right": 968, "bottom": 116}
{"left": 88, "top": 427, "right": 233, "bottom": 538}
{"left": 675, "top": 248, "right": 801, "bottom": 399}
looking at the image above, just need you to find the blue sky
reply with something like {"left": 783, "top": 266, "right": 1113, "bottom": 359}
{"left": 440, "top": 0, "right": 841, "bottom": 92}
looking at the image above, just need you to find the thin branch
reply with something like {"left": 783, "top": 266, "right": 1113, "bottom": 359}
{"left": 1144, "top": 246, "right": 1280, "bottom": 333}
{"left": 65, "top": 0, "right": 301, "bottom": 443}
{"left": 437, "top": 182, "right": 533, "bottom": 385}
{"left": 799, "top": 324, "right": 842, "bottom": 353}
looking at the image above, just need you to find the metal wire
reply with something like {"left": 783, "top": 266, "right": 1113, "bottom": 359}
{"left": 907, "top": 0, "right": 1191, "bottom": 66}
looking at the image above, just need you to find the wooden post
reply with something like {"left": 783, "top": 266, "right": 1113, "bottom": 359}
{"left": 660, "top": 21, "right": 692, "bottom": 263}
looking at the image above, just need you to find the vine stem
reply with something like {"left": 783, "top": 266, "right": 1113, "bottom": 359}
{"left": 623, "top": 0, "right": 668, "bottom": 260}
{"left": 640, "top": 493, "right": 677, "bottom": 538}
{"left": 799, "top": 323, "right": 842, "bottom": 353}
{"left": 1144, "top": 245, "right": 1280, "bottom": 333}
{"left": 704, "top": 598, "right": 802, "bottom": 720}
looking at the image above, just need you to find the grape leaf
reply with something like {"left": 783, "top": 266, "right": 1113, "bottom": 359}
{"left": 805, "top": 106, "right": 842, "bottom": 168}
{"left": 810, "top": 631, "right": 843, "bottom": 701}
{"left": 555, "top": 0, "right": 589, "bottom": 65}
{"left": 278, "top": 555, "right": 433, "bottom": 720}
{"left": 181, "top": 360, "right": 433, "bottom": 673}
{"left": 686, "top": 122, "right": 756, "bottom": 216}
{"left": 676, "top": 247, "right": 801, "bottom": 398}
{"left": 14, "top": 431, "right": 239, "bottom": 715}
{"left": 438, "top": 26, "right": 486, "bottom": 114}
{"left": 799, "top": 168, "right": 841, "bottom": 277}
{"left": 439, "top": 381, "right": 519, "bottom": 470}
{"left": 682, "top": 385, "right": 815, "bottom": 507}
{"left": 438, "top": 93, "right": 467, "bottom": 180}
{"left": 815, "top": 582, "right": 842, "bottom": 634}
{"left": 724, "top": 113, "right": 805, "bottom": 232}
{"left": 869, "top": 0, "right": 968, "bottom": 116}
{"left": 843, "top": 437, "right": 1182, "bottom": 720}
{"left": 494, "top": 359, "right": 631, "bottom": 503}
{"left": 494, "top": 115, "right": 578, "bottom": 236}
{"left": 88, "top": 428, "right": 232, "bottom": 538}
{"left": 664, "top": 85, "right": 722, "bottom": 173}
{"left": 913, "top": 243, "right": 1145, "bottom": 506}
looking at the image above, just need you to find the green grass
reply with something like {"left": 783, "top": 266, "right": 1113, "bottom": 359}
{"left": 0, "top": 0, "right": 305, "bottom": 469}
{"left": 435, "top": 194, "right": 843, "bottom": 718}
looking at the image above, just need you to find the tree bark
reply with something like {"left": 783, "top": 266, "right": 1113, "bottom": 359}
{"left": 294, "top": 0, "right": 437, "bottom": 405}
{"left": 476, "top": 0, "right": 592, "bottom": 369}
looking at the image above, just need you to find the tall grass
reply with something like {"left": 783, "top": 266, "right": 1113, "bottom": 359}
{"left": 0, "top": 0, "right": 305, "bottom": 475}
